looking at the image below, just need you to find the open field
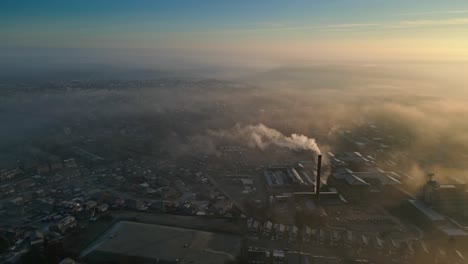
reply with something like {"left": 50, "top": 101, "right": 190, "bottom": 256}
{"left": 80, "top": 221, "right": 242, "bottom": 263}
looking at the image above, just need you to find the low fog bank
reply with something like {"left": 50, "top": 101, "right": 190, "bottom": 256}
{"left": 1, "top": 62, "right": 467, "bottom": 184}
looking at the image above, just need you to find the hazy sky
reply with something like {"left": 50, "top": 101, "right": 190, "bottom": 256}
{"left": 2, "top": 0, "right": 468, "bottom": 67}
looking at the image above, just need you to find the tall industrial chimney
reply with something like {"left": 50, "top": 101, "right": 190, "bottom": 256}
{"left": 316, "top": 154, "right": 322, "bottom": 201}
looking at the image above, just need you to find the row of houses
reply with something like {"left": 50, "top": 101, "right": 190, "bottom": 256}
{"left": 0, "top": 168, "right": 22, "bottom": 182}
{"left": 248, "top": 219, "right": 354, "bottom": 247}
{"left": 247, "top": 248, "right": 365, "bottom": 264}
{"left": 247, "top": 219, "right": 303, "bottom": 243}
{"left": 246, "top": 218, "right": 466, "bottom": 263}
{"left": 247, "top": 239, "right": 465, "bottom": 264}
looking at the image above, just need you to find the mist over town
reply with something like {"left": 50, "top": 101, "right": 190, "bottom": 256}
{"left": 2, "top": 1, "right": 468, "bottom": 264}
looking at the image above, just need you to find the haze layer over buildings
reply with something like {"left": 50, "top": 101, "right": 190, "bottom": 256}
{"left": 2, "top": 1, "right": 468, "bottom": 263}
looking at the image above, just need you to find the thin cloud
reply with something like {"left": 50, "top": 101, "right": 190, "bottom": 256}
{"left": 194, "top": 23, "right": 380, "bottom": 34}
{"left": 399, "top": 10, "right": 468, "bottom": 16}
{"left": 389, "top": 17, "right": 468, "bottom": 28}
{"left": 192, "top": 17, "right": 468, "bottom": 35}
{"left": 322, "top": 23, "right": 380, "bottom": 28}
{"left": 221, "top": 22, "right": 287, "bottom": 29}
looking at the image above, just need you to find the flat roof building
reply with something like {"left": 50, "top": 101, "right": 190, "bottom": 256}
{"left": 407, "top": 199, "right": 468, "bottom": 242}
{"left": 264, "top": 163, "right": 315, "bottom": 193}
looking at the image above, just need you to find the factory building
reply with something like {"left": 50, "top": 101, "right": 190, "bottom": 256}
{"left": 326, "top": 151, "right": 409, "bottom": 204}
{"left": 328, "top": 167, "right": 401, "bottom": 203}
{"left": 406, "top": 199, "right": 468, "bottom": 242}
{"left": 264, "top": 163, "right": 315, "bottom": 194}
{"left": 264, "top": 156, "right": 343, "bottom": 225}
{"left": 423, "top": 177, "right": 468, "bottom": 219}
{"left": 328, "top": 151, "right": 374, "bottom": 172}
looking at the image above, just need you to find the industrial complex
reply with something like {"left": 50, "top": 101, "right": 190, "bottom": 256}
{"left": 0, "top": 80, "right": 467, "bottom": 264}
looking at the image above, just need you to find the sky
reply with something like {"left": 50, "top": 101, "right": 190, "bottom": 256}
{"left": 2, "top": 0, "right": 468, "bottom": 68}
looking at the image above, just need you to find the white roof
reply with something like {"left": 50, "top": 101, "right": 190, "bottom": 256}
{"left": 344, "top": 174, "right": 369, "bottom": 186}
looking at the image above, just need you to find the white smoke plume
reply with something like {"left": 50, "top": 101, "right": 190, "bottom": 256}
{"left": 209, "top": 123, "right": 321, "bottom": 154}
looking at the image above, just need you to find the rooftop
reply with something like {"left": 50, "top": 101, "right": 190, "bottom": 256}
{"left": 438, "top": 225, "right": 468, "bottom": 237}
{"left": 408, "top": 199, "right": 445, "bottom": 222}
{"left": 344, "top": 174, "right": 369, "bottom": 186}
